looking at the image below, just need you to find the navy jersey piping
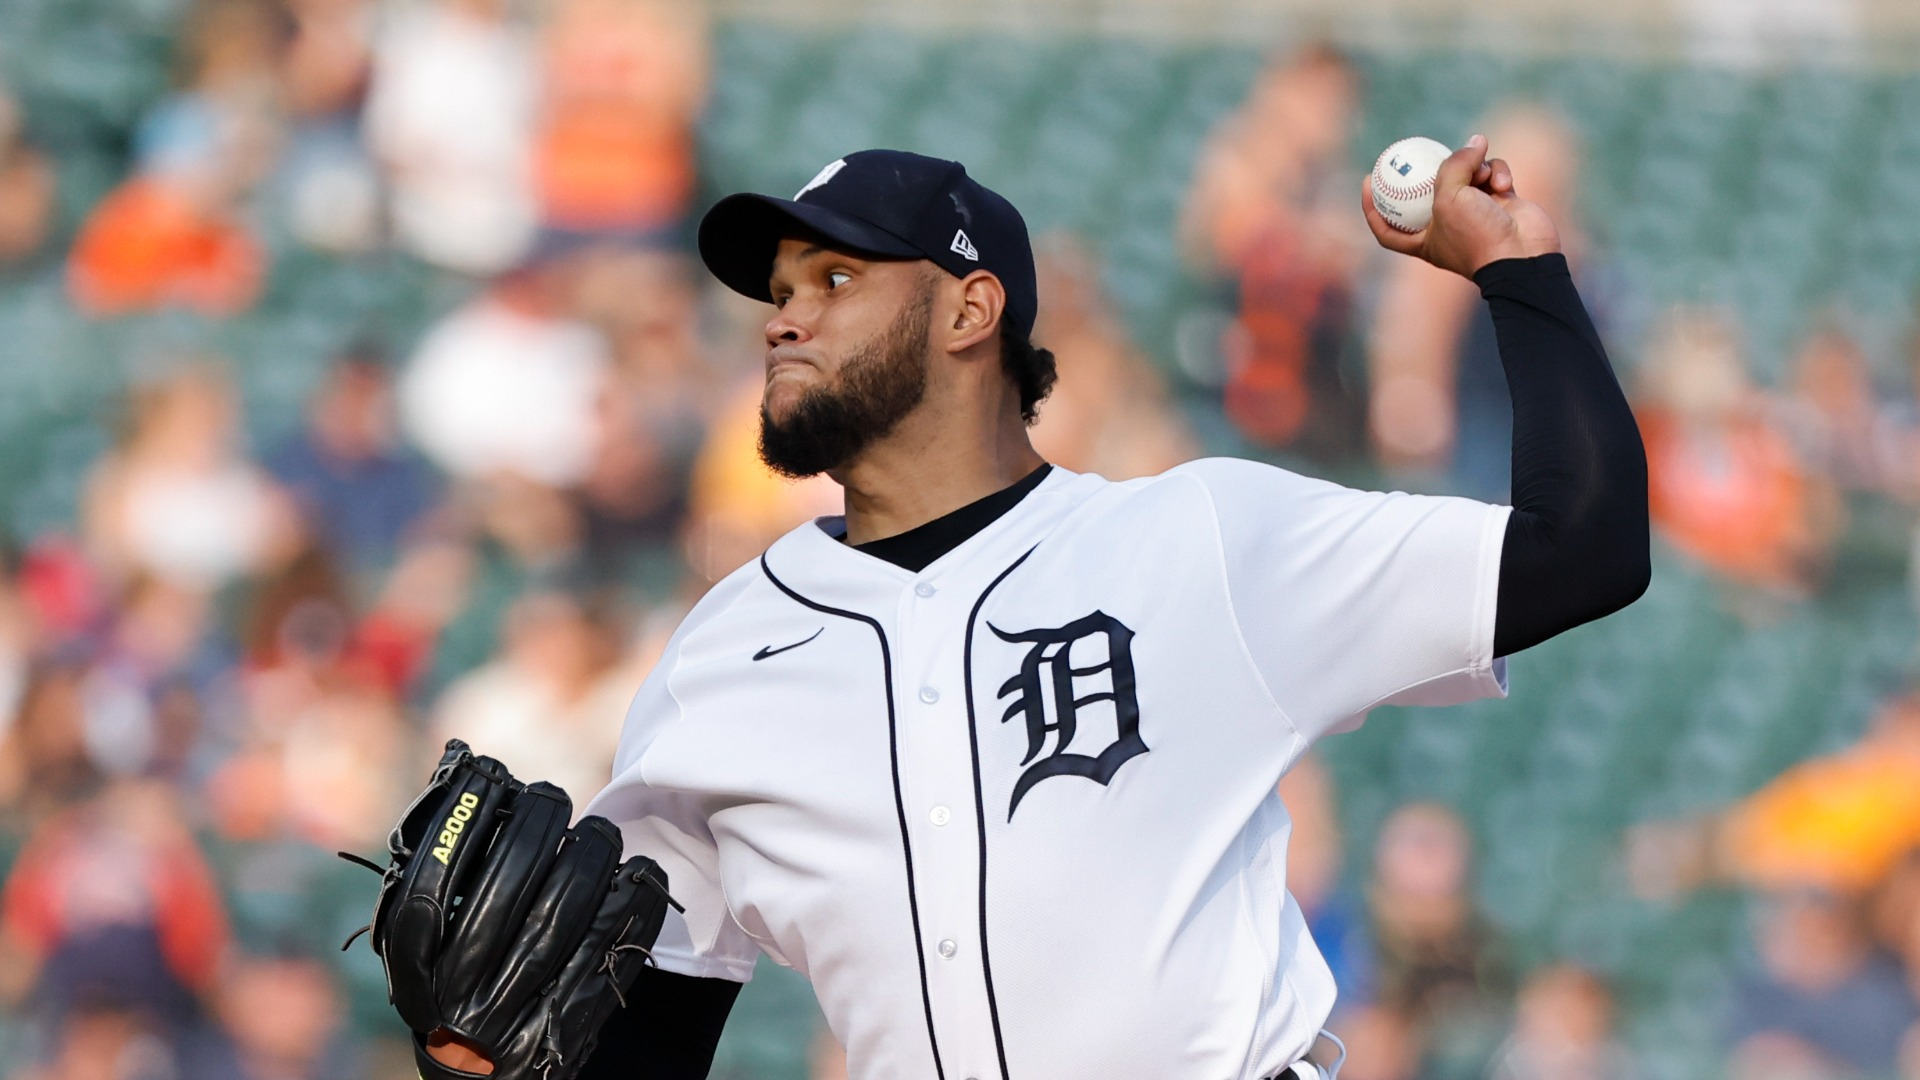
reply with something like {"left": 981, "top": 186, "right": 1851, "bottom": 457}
{"left": 758, "top": 555, "right": 947, "bottom": 1080}
{"left": 961, "top": 544, "right": 1038, "bottom": 1080}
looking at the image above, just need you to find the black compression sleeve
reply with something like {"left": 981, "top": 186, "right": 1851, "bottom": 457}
{"left": 576, "top": 966, "right": 742, "bottom": 1080}
{"left": 1478, "top": 253, "right": 1650, "bottom": 657}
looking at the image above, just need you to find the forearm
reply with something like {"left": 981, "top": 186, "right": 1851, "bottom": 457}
{"left": 1482, "top": 254, "right": 1650, "bottom": 656}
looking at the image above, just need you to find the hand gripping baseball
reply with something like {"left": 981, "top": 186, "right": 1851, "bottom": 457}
{"left": 339, "top": 740, "right": 682, "bottom": 1080}
{"left": 1361, "top": 134, "right": 1561, "bottom": 277}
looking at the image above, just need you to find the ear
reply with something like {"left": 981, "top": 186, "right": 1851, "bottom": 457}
{"left": 942, "top": 270, "right": 1007, "bottom": 356}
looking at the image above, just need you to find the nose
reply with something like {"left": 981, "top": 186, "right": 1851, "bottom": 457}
{"left": 765, "top": 304, "right": 810, "bottom": 348}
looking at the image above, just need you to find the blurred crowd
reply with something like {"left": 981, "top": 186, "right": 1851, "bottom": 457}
{"left": 1, "top": 2, "right": 1919, "bottom": 1078}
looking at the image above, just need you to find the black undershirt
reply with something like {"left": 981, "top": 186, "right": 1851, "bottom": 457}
{"left": 849, "top": 463, "right": 1054, "bottom": 570}
{"left": 581, "top": 254, "right": 1648, "bottom": 1079}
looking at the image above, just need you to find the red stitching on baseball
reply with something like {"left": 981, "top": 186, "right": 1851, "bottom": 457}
{"left": 1374, "top": 175, "right": 1435, "bottom": 200}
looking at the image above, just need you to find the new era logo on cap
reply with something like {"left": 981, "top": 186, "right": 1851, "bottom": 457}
{"left": 950, "top": 229, "right": 979, "bottom": 261}
{"left": 796, "top": 159, "right": 847, "bottom": 199}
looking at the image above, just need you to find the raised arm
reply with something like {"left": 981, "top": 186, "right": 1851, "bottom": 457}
{"left": 1362, "top": 135, "right": 1649, "bottom": 657}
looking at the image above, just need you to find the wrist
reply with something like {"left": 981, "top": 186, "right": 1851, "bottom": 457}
{"left": 1468, "top": 239, "right": 1530, "bottom": 277}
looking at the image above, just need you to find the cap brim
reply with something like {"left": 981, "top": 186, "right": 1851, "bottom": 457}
{"left": 697, "top": 194, "right": 925, "bottom": 304}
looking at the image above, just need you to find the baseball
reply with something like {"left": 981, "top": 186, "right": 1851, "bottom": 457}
{"left": 1370, "top": 136, "right": 1452, "bottom": 233}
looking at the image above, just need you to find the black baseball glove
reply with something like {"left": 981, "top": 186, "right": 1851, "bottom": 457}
{"left": 340, "top": 739, "right": 679, "bottom": 1080}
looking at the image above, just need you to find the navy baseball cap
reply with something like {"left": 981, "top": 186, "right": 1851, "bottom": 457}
{"left": 697, "top": 149, "right": 1039, "bottom": 336}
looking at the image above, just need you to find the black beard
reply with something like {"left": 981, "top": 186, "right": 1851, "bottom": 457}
{"left": 758, "top": 287, "right": 933, "bottom": 479}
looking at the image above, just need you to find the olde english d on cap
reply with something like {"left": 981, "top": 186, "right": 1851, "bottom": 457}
{"left": 697, "top": 149, "right": 1039, "bottom": 336}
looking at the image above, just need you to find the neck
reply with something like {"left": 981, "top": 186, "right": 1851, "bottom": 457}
{"left": 833, "top": 400, "right": 1044, "bottom": 546}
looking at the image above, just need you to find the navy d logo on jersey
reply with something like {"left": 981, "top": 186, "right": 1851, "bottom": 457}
{"left": 990, "top": 611, "right": 1146, "bottom": 818}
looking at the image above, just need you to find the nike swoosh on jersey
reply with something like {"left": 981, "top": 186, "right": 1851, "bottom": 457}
{"left": 752, "top": 628, "right": 823, "bottom": 661}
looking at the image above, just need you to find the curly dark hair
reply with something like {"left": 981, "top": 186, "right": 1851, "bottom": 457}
{"left": 1000, "top": 319, "right": 1057, "bottom": 425}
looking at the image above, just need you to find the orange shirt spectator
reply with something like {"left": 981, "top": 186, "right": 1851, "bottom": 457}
{"left": 1635, "top": 309, "right": 1833, "bottom": 592}
{"left": 1719, "top": 751, "right": 1920, "bottom": 895}
{"left": 534, "top": 0, "right": 707, "bottom": 235}
{"left": 1626, "top": 692, "right": 1920, "bottom": 903}
{"left": 1179, "top": 46, "right": 1364, "bottom": 458}
{"left": 1640, "top": 406, "right": 1816, "bottom": 587}
{"left": 67, "top": 177, "right": 263, "bottom": 317}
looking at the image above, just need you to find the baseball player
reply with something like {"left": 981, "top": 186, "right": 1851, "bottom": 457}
{"left": 418, "top": 142, "right": 1648, "bottom": 1079}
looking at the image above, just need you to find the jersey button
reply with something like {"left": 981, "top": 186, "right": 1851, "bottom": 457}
{"left": 914, "top": 582, "right": 936, "bottom": 598}
{"left": 929, "top": 805, "right": 951, "bottom": 826}
{"left": 937, "top": 939, "right": 958, "bottom": 959}
{"left": 918, "top": 687, "right": 939, "bottom": 704}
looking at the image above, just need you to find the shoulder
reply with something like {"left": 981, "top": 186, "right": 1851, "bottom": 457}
{"left": 1162, "top": 456, "right": 1340, "bottom": 494}
{"left": 664, "top": 558, "right": 772, "bottom": 649}
{"left": 1133, "top": 457, "right": 1354, "bottom": 519}
{"left": 1038, "top": 458, "right": 1350, "bottom": 529}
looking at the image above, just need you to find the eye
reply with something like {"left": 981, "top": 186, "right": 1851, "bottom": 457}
{"left": 772, "top": 292, "right": 789, "bottom": 309}
{"left": 827, "top": 271, "right": 852, "bottom": 290}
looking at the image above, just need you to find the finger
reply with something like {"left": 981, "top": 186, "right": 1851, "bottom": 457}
{"left": 1360, "top": 175, "right": 1425, "bottom": 255}
{"left": 1433, "top": 134, "right": 1489, "bottom": 197}
{"left": 1484, "top": 157, "right": 1515, "bottom": 195}
{"left": 1472, "top": 161, "right": 1493, "bottom": 188}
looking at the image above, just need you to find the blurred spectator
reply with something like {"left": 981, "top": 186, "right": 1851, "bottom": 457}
{"left": 83, "top": 364, "right": 302, "bottom": 594}
{"left": 1722, "top": 689, "right": 1920, "bottom": 896}
{"left": 276, "top": 0, "right": 382, "bottom": 253}
{"left": 104, "top": 572, "right": 229, "bottom": 699}
{"left": 237, "top": 540, "right": 355, "bottom": 717}
{"left": 16, "top": 538, "right": 106, "bottom": 645}
{"left": 1628, "top": 687, "right": 1920, "bottom": 901}
{"left": 1727, "top": 888, "right": 1917, "bottom": 1080}
{"left": 17, "top": 999, "right": 183, "bottom": 1080}
{"left": 211, "top": 672, "right": 408, "bottom": 848}
{"left": 1029, "top": 234, "right": 1197, "bottom": 479}
{"left": 1778, "top": 321, "right": 1902, "bottom": 496}
{"left": 1279, "top": 753, "right": 1370, "bottom": 1001}
{"left": 398, "top": 255, "right": 609, "bottom": 491}
{"left": 181, "top": 951, "right": 360, "bottom": 1079}
{"left": 1330, "top": 1004, "right": 1421, "bottom": 1080}
{"left": 0, "top": 781, "right": 229, "bottom": 1031}
{"left": 683, "top": 377, "right": 842, "bottom": 584}
{"left": 0, "top": 550, "right": 33, "bottom": 742}
{"left": 1180, "top": 45, "right": 1368, "bottom": 461}
{"left": 0, "top": 663, "right": 104, "bottom": 830}
{"left": 1636, "top": 308, "right": 1838, "bottom": 597}
{"left": 0, "top": 84, "right": 55, "bottom": 266}
{"left": 67, "top": 0, "right": 285, "bottom": 316}
{"left": 571, "top": 249, "right": 712, "bottom": 577}
{"left": 535, "top": 0, "right": 708, "bottom": 242}
{"left": 283, "top": 0, "right": 372, "bottom": 120}
{"left": 1356, "top": 802, "right": 1511, "bottom": 1073}
{"left": 429, "top": 590, "right": 632, "bottom": 808}
{"left": 1367, "top": 104, "right": 1591, "bottom": 498}
{"left": 345, "top": 538, "right": 478, "bottom": 697}
{"left": 265, "top": 345, "right": 441, "bottom": 578}
{"left": 1488, "top": 965, "right": 1640, "bottom": 1080}
{"left": 364, "top": 0, "right": 538, "bottom": 274}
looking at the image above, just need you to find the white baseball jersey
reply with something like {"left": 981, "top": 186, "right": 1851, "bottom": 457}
{"left": 586, "top": 459, "right": 1510, "bottom": 1080}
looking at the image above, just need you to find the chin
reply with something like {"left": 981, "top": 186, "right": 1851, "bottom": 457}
{"left": 762, "top": 390, "right": 801, "bottom": 427}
